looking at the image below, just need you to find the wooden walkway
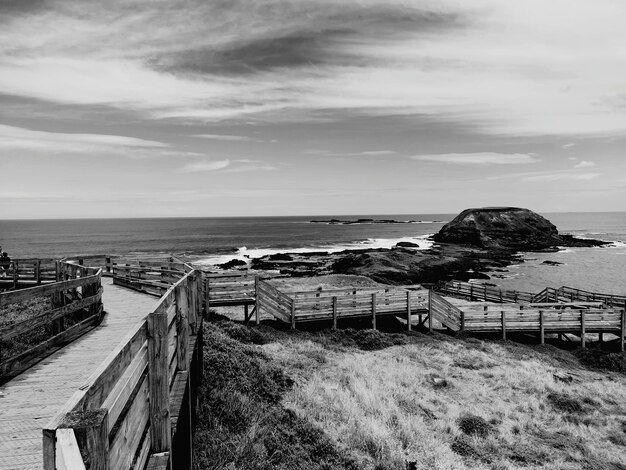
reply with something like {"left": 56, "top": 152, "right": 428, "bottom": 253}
{"left": 0, "top": 278, "right": 156, "bottom": 470}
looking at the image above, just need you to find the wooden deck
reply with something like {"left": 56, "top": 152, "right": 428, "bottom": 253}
{"left": 0, "top": 278, "right": 156, "bottom": 470}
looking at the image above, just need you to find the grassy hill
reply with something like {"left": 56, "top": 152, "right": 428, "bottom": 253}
{"left": 194, "top": 319, "right": 626, "bottom": 470}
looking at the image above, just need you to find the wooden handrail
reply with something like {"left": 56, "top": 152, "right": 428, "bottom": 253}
{"left": 43, "top": 266, "right": 203, "bottom": 470}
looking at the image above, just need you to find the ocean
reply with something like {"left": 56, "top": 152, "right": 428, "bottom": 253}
{"left": 1, "top": 212, "right": 624, "bottom": 295}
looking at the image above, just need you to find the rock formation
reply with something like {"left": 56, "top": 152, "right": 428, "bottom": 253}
{"left": 433, "top": 207, "right": 606, "bottom": 251}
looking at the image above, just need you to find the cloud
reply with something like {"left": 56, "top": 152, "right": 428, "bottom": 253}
{"left": 222, "top": 162, "right": 275, "bottom": 173}
{"left": 410, "top": 152, "right": 539, "bottom": 165}
{"left": 1, "top": 0, "right": 626, "bottom": 137}
{"left": 179, "top": 158, "right": 275, "bottom": 173}
{"left": 522, "top": 172, "right": 600, "bottom": 182}
{"left": 562, "top": 142, "right": 576, "bottom": 149}
{"left": 180, "top": 159, "right": 231, "bottom": 173}
{"left": 0, "top": 124, "right": 179, "bottom": 157}
{"left": 574, "top": 161, "right": 595, "bottom": 168}
{"left": 192, "top": 134, "right": 252, "bottom": 141}
{"left": 302, "top": 149, "right": 396, "bottom": 157}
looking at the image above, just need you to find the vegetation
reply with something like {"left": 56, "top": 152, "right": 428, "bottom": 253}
{"left": 195, "top": 318, "right": 626, "bottom": 470}
{"left": 0, "top": 295, "right": 50, "bottom": 361}
{"left": 0, "top": 294, "right": 93, "bottom": 363}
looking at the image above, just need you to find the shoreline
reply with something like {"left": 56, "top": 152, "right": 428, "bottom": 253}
{"left": 192, "top": 236, "right": 625, "bottom": 291}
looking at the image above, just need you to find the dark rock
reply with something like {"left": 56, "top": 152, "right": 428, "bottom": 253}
{"left": 434, "top": 207, "right": 609, "bottom": 251}
{"left": 541, "top": 260, "right": 562, "bottom": 266}
{"left": 267, "top": 253, "right": 293, "bottom": 261}
{"left": 434, "top": 207, "right": 562, "bottom": 250}
{"left": 216, "top": 258, "right": 247, "bottom": 269}
{"left": 395, "top": 241, "right": 420, "bottom": 248}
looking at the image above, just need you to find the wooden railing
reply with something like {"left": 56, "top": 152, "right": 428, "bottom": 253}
{"left": 461, "top": 303, "right": 625, "bottom": 348}
{"left": 110, "top": 257, "right": 190, "bottom": 297}
{"left": 428, "top": 290, "right": 464, "bottom": 331}
{"left": 436, "top": 280, "right": 534, "bottom": 303}
{"left": 533, "top": 286, "right": 626, "bottom": 307}
{"left": 256, "top": 278, "right": 293, "bottom": 325}
{"left": 0, "top": 261, "right": 103, "bottom": 381}
{"left": 43, "top": 268, "right": 204, "bottom": 470}
{"left": 255, "top": 280, "right": 429, "bottom": 330}
{"left": 0, "top": 258, "right": 59, "bottom": 289}
{"left": 204, "top": 272, "right": 256, "bottom": 306}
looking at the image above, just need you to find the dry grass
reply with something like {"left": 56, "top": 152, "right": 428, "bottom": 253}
{"left": 260, "top": 330, "right": 626, "bottom": 470}
{"left": 0, "top": 295, "right": 50, "bottom": 361}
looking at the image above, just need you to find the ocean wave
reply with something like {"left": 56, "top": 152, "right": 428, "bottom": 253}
{"left": 193, "top": 235, "right": 435, "bottom": 267}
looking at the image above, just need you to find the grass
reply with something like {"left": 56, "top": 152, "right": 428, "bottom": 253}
{"left": 193, "top": 321, "right": 360, "bottom": 470}
{"left": 195, "top": 318, "right": 626, "bottom": 470}
{"left": 0, "top": 294, "right": 93, "bottom": 364}
{"left": 0, "top": 295, "right": 50, "bottom": 361}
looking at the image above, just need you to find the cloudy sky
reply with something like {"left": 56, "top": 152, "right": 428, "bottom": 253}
{"left": 1, "top": 0, "right": 625, "bottom": 218}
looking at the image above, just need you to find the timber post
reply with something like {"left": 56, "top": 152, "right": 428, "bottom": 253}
{"left": 255, "top": 276, "right": 260, "bottom": 325}
{"left": 501, "top": 311, "right": 507, "bottom": 340}
{"left": 371, "top": 293, "right": 377, "bottom": 330}
{"left": 176, "top": 283, "right": 189, "bottom": 371}
{"left": 406, "top": 291, "right": 411, "bottom": 331}
{"left": 539, "top": 310, "right": 545, "bottom": 344}
{"left": 60, "top": 409, "right": 109, "bottom": 470}
{"left": 619, "top": 310, "right": 626, "bottom": 352}
{"left": 332, "top": 296, "right": 337, "bottom": 330}
{"left": 204, "top": 276, "right": 210, "bottom": 317}
{"left": 147, "top": 311, "right": 172, "bottom": 456}
{"left": 581, "top": 310, "right": 586, "bottom": 349}
{"left": 290, "top": 298, "right": 296, "bottom": 330}
{"left": 428, "top": 290, "right": 433, "bottom": 333}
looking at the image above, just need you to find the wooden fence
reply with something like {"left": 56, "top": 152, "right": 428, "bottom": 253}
{"left": 0, "top": 258, "right": 59, "bottom": 289}
{"left": 428, "top": 290, "right": 625, "bottom": 350}
{"left": 436, "top": 280, "right": 626, "bottom": 309}
{"left": 43, "top": 268, "right": 204, "bottom": 470}
{"left": 533, "top": 286, "right": 626, "bottom": 307}
{"left": 256, "top": 279, "right": 429, "bottom": 329}
{"left": 110, "top": 257, "right": 190, "bottom": 297}
{"left": 0, "top": 261, "right": 104, "bottom": 381}
{"left": 204, "top": 272, "right": 256, "bottom": 306}
{"left": 436, "top": 280, "right": 534, "bottom": 303}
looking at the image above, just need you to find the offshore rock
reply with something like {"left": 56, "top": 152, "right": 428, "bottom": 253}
{"left": 433, "top": 207, "right": 606, "bottom": 251}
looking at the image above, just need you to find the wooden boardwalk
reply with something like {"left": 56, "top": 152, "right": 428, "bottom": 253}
{"left": 0, "top": 278, "right": 156, "bottom": 470}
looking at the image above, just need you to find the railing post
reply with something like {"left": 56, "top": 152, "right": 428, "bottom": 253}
{"left": 13, "top": 260, "right": 18, "bottom": 289}
{"left": 186, "top": 272, "right": 198, "bottom": 335}
{"left": 619, "top": 310, "right": 626, "bottom": 352}
{"left": 539, "top": 310, "right": 545, "bottom": 344}
{"left": 204, "top": 275, "right": 210, "bottom": 316}
{"left": 501, "top": 311, "right": 507, "bottom": 340}
{"left": 105, "top": 256, "right": 111, "bottom": 274}
{"left": 290, "top": 298, "right": 296, "bottom": 330}
{"left": 60, "top": 409, "right": 109, "bottom": 470}
{"left": 460, "top": 311, "right": 465, "bottom": 332}
{"left": 371, "top": 293, "right": 377, "bottom": 330}
{"left": 147, "top": 310, "right": 171, "bottom": 455}
{"left": 176, "top": 284, "right": 189, "bottom": 371}
{"left": 35, "top": 260, "right": 42, "bottom": 285}
{"left": 580, "top": 310, "right": 586, "bottom": 349}
{"left": 255, "top": 277, "right": 260, "bottom": 325}
{"left": 428, "top": 290, "right": 433, "bottom": 332}
{"left": 406, "top": 291, "right": 411, "bottom": 331}
{"left": 332, "top": 296, "right": 338, "bottom": 330}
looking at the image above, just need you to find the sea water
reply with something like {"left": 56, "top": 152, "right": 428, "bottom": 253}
{"left": 0, "top": 212, "right": 624, "bottom": 295}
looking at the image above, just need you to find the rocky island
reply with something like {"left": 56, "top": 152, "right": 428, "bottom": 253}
{"left": 219, "top": 207, "right": 608, "bottom": 285}
{"left": 434, "top": 207, "right": 607, "bottom": 250}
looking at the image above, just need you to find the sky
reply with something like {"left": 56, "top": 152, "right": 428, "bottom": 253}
{"left": 0, "top": 0, "right": 625, "bottom": 218}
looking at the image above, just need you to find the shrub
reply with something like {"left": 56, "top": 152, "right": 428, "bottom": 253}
{"left": 457, "top": 414, "right": 493, "bottom": 438}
